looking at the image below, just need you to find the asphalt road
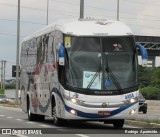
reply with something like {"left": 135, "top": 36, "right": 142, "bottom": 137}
{"left": 0, "top": 106, "right": 159, "bottom": 137}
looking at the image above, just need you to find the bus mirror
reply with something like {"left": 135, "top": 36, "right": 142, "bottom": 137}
{"left": 58, "top": 43, "right": 65, "bottom": 66}
{"left": 136, "top": 43, "right": 148, "bottom": 67}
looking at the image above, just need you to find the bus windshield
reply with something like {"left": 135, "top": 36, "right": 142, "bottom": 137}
{"left": 64, "top": 36, "right": 138, "bottom": 92}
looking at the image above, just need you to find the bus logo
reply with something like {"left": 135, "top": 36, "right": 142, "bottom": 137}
{"left": 102, "top": 102, "right": 108, "bottom": 108}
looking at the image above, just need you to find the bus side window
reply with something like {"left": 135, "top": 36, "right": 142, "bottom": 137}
{"left": 20, "top": 43, "right": 26, "bottom": 67}
{"left": 37, "top": 37, "right": 43, "bottom": 64}
{"left": 45, "top": 35, "right": 49, "bottom": 63}
{"left": 37, "top": 35, "right": 49, "bottom": 64}
{"left": 48, "top": 33, "right": 55, "bottom": 63}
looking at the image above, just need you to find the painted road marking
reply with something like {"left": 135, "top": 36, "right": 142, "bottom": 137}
{"left": 39, "top": 124, "right": 52, "bottom": 128}
{"left": 26, "top": 122, "right": 35, "bottom": 124}
{"left": 16, "top": 119, "right": 24, "bottom": 121}
{"left": 0, "top": 115, "right": 5, "bottom": 117}
{"left": 6, "top": 117, "right": 13, "bottom": 119}
{"left": 16, "top": 134, "right": 29, "bottom": 137}
{"left": 75, "top": 134, "right": 90, "bottom": 137}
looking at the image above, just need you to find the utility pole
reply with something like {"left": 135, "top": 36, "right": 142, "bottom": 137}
{"left": 80, "top": 0, "right": 84, "bottom": 19}
{"left": 1, "top": 61, "right": 3, "bottom": 89}
{"left": 117, "top": 0, "right": 119, "bottom": 21}
{"left": 16, "top": 0, "right": 20, "bottom": 105}
{"left": 3, "top": 61, "right": 6, "bottom": 91}
{"left": 46, "top": 0, "right": 49, "bottom": 25}
{"left": 0, "top": 60, "right": 6, "bottom": 90}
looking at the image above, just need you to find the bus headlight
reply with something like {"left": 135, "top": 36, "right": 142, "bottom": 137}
{"left": 129, "top": 97, "right": 138, "bottom": 103}
{"left": 70, "top": 98, "right": 77, "bottom": 103}
{"left": 63, "top": 95, "right": 84, "bottom": 105}
{"left": 124, "top": 97, "right": 138, "bottom": 104}
{"left": 130, "top": 98, "right": 136, "bottom": 103}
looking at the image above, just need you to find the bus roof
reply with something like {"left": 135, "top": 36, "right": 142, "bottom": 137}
{"left": 22, "top": 18, "right": 133, "bottom": 42}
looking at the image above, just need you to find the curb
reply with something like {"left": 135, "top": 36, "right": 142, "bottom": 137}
{"left": 125, "top": 120, "right": 160, "bottom": 128}
{"left": 0, "top": 104, "right": 19, "bottom": 108}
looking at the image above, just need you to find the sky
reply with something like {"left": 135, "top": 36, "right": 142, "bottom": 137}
{"left": 0, "top": 0, "right": 160, "bottom": 79}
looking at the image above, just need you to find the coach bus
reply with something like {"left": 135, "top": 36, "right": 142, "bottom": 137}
{"left": 19, "top": 18, "right": 148, "bottom": 128}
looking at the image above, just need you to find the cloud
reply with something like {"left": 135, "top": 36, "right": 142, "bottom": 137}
{"left": 136, "top": 1, "right": 160, "bottom": 36}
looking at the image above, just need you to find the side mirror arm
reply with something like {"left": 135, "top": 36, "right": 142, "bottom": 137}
{"left": 136, "top": 43, "right": 148, "bottom": 67}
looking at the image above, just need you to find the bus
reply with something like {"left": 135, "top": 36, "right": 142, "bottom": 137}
{"left": 20, "top": 18, "right": 147, "bottom": 128}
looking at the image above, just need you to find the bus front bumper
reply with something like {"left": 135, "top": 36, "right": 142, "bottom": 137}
{"left": 62, "top": 100, "right": 139, "bottom": 120}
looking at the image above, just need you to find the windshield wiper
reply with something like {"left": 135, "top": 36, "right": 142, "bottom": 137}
{"left": 105, "top": 66, "right": 123, "bottom": 94}
{"left": 106, "top": 67, "right": 123, "bottom": 94}
{"left": 86, "top": 58, "right": 101, "bottom": 90}
{"left": 86, "top": 70, "right": 100, "bottom": 90}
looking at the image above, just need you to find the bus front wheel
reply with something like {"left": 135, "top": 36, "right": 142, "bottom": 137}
{"left": 52, "top": 105, "right": 64, "bottom": 126}
{"left": 52, "top": 97, "right": 64, "bottom": 126}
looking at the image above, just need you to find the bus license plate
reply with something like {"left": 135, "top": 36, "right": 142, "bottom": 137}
{"left": 98, "top": 111, "right": 110, "bottom": 116}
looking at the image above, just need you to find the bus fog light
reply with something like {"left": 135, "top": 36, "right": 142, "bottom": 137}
{"left": 129, "top": 109, "right": 136, "bottom": 115}
{"left": 70, "top": 109, "right": 77, "bottom": 115}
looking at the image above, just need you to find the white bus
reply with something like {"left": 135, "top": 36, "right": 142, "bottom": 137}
{"left": 20, "top": 18, "right": 147, "bottom": 128}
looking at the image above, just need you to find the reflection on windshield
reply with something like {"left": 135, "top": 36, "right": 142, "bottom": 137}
{"left": 64, "top": 36, "right": 138, "bottom": 91}
{"left": 102, "top": 37, "right": 137, "bottom": 90}
{"left": 65, "top": 37, "right": 101, "bottom": 89}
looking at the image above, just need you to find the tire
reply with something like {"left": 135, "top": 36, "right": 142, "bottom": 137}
{"left": 52, "top": 96, "right": 65, "bottom": 126}
{"left": 27, "top": 97, "right": 36, "bottom": 121}
{"left": 113, "top": 119, "right": 124, "bottom": 129}
{"left": 143, "top": 110, "right": 147, "bottom": 114}
{"left": 52, "top": 105, "right": 64, "bottom": 126}
{"left": 36, "top": 115, "right": 45, "bottom": 121}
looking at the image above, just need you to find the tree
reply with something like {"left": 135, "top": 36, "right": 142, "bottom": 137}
{"left": 151, "top": 67, "right": 160, "bottom": 88}
{"left": 140, "top": 87, "right": 160, "bottom": 100}
{"left": 138, "top": 66, "right": 153, "bottom": 88}
{"left": 0, "top": 88, "right": 4, "bottom": 94}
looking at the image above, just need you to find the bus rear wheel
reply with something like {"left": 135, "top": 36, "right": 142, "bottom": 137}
{"left": 27, "top": 98, "right": 36, "bottom": 121}
{"left": 113, "top": 119, "right": 124, "bottom": 128}
{"left": 36, "top": 115, "right": 45, "bottom": 121}
{"left": 27, "top": 97, "right": 45, "bottom": 121}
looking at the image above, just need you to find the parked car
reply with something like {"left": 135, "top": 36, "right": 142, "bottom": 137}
{"left": 0, "top": 94, "right": 9, "bottom": 103}
{"left": 138, "top": 92, "right": 147, "bottom": 114}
